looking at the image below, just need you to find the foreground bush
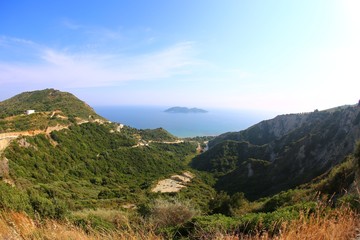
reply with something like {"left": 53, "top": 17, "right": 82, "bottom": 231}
{"left": 149, "top": 198, "right": 199, "bottom": 228}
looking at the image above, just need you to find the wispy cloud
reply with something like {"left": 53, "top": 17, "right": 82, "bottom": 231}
{"left": 0, "top": 36, "right": 37, "bottom": 48}
{"left": 61, "top": 19, "right": 83, "bottom": 30}
{"left": 0, "top": 37, "right": 199, "bottom": 89}
{"left": 61, "top": 19, "right": 124, "bottom": 43}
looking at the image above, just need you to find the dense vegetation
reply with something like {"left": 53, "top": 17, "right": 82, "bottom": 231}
{"left": 0, "top": 111, "right": 71, "bottom": 133}
{"left": 139, "top": 127, "right": 178, "bottom": 141}
{"left": 2, "top": 142, "right": 359, "bottom": 238}
{"left": 192, "top": 105, "right": 360, "bottom": 200}
{"left": 4, "top": 123, "right": 199, "bottom": 212}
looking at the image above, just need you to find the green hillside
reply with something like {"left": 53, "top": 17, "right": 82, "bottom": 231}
{"left": 0, "top": 89, "right": 108, "bottom": 133}
{"left": 0, "top": 88, "right": 103, "bottom": 119}
{"left": 4, "top": 123, "right": 197, "bottom": 212}
{"left": 192, "top": 106, "right": 360, "bottom": 200}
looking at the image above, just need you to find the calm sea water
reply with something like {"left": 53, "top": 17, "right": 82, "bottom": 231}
{"left": 94, "top": 106, "right": 276, "bottom": 138}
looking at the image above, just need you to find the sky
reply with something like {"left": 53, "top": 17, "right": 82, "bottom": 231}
{"left": 0, "top": 0, "right": 359, "bottom": 114}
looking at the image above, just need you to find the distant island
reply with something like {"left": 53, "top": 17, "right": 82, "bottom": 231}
{"left": 164, "top": 107, "right": 208, "bottom": 113}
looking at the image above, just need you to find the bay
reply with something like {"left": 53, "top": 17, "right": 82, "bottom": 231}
{"left": 94, "top": 106, "right": 277, "bottom": 138}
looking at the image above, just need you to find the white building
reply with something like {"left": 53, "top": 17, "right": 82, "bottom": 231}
{"left": 26, "top": 110, "right": 35, "bottom": 115}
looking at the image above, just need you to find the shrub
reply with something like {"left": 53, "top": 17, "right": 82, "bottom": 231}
{"left": 27, "top": 190, "right": 67, "bottom": 219}
{"left": 337, "top": 194, "right": 360, "bottom": 212}
{"left": 0, "top": 183, "right": 31, "bottom": 212}
{"left": 187, "top": 214, "right": 240, "bottom": 238}
{"left": 209, "top": 191, "right": 250, "bottom": 216}
{"left": 184, "top": 202, "right": 317, "bottom": 238}
{"left": 149, "top": 198, "right": 199, "bottom": 228}
{"left": 209, "top": 191, "right": 231, "bottom": 215}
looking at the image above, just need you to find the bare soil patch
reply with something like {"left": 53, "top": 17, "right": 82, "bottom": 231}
{"left": 151, "top": 171, "right": 194, "bottom": 193}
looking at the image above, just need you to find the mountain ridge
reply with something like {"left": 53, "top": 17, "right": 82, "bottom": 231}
{"left": 192, "top": 104, "right": 360, "bottom": 199}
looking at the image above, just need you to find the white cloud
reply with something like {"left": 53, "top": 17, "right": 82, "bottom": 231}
{"left": 0, "top": 36, "right": 37, "bottom": 49}
{"left": 0, "top": 39, "right": 199, "bottom": 89}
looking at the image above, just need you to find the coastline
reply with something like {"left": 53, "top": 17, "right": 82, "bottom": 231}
{"left": 93, "top": 106, "right": 275, "bottom": 138}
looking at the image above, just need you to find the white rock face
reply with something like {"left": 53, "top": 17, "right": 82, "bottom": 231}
{"left": 151, "top": 171, "right": 194, "bottom": 193}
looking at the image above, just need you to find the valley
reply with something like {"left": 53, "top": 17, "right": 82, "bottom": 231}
{"left": 0, "top": 89, "right": 359, "bottom": 239}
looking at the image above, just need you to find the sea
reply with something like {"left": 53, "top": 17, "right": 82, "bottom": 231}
{"left": 94, "top": 106, "right": 277, "bottom": 138}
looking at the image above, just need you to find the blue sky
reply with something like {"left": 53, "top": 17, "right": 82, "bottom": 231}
{"left": 0, "top": 0, "right": 359, "bottom": 113}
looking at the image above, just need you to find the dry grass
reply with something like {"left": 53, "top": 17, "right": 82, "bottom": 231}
{"left": 220, "top": 206, "right": 360, "bottom": 240}
{"left": 72, "top": 208, "right": 132, "bottom": 229}
{"left": 0, "top": 211, "right": 93, "bottom": 239}
{"left": 277, "top": 207, "right": 359, "bottom": 240}
{"left": 0, "top": 211, "right": 162, "bottom": 240}
{"left": 0, "top": 205, "right": 358, "bottom": 240}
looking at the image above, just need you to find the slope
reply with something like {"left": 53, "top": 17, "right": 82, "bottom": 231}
{"left": 192, "top": 105, "right": 360, "bottom": 200}
{"left": 0, "top": 89, "right": 203, "bottom": 218}
{"left": 4, "top": 123, "right": 198, "bottom": 212}
{"left": 0, "top": 88, "right": 103, "bottom": 120}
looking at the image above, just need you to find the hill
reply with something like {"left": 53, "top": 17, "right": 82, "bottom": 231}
{"left": 0, "top": 88, "right": 103, "bottom": 120}
{"left": 192, "top": 105, "right": 360, "bottom": 200}
{"left": 0, "top": 89, "right": 202, "bottom": 211}
{"left": 0, "top": 89, "right": 108, "bottom": 133}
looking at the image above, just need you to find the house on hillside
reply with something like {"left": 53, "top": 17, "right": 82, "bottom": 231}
{"left": 26, "top": 110, "right": 35, "bottom": 115}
